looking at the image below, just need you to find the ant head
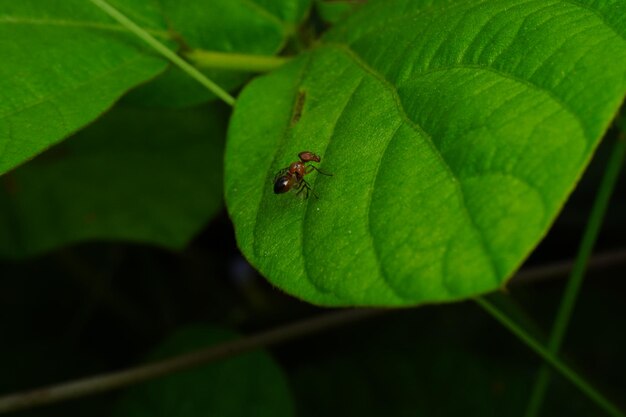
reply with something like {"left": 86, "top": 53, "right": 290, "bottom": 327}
{"left": 298, "top": 151, "right": 321, "bottom": 163}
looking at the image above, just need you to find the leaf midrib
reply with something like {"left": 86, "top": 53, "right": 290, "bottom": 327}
{"left": 363, "top": 122, "right": 408, "bottom": 302}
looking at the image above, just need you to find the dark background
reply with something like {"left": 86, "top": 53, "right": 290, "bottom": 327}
{"left": 0, "top": 122, "right": 624, "bottom": 416}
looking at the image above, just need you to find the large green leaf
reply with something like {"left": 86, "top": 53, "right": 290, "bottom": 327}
{"left": 111, "top": 325, "right": 294, "bottom": 417}
{"left": 0, "top": 0, "right": 174, "bottom": 176}
{"left": 124, "top": 0, "right": 312, "bottom": 107}
{"left": 225, "top": 0, "right": 626, "bottom": 306}
{"left": 0, "top": 104, "right": 226, "bottom": 258}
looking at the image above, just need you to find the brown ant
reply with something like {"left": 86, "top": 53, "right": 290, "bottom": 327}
{"left": 273, "top": 151, "right": 332, "bottom": 199}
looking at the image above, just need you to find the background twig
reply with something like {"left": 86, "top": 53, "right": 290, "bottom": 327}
{"left": 1, "top": 246, "right": 625, "bottom": 414}
{"left": 0, "top": 309, "right": 384, "bottom": 414}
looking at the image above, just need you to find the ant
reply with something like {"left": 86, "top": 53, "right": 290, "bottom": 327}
{"left": 273, "top": 151, "right": 332, "bottom": 199}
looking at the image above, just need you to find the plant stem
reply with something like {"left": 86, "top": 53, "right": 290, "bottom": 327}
{"left": 88, "top": 0, "right": 236, "bottom": 106}
{"left": 1, "top": 246, "right": 625, "bottom": 414}
{"left": 0, "top": 309, "right": 384, "bottom": 414}
{"left": 184, "top": 49, "right": 290, "bottom": 72}
{"left": 509, "top": 247, "right": 626, "bottom": 285}
{"left": 524, "top": 133, "right": 626, "bottom": 417}
{"left": 475, "top": 297, "right": 625, "bottom": 417}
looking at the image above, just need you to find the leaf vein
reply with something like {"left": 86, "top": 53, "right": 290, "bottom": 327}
{"left": 400, "top": 63, "right": 588, "bottom": 142}
{"left": 365, "top": 123, "right": 408, "bottom": 302}
{"left": 331, "top": 43, "right": 501, "bottom": 289}
{"left": 301, "top": 73, "right": 365, "bottom": 300}
{"left": 561, "top": 0, "right": 626, "bottom": 42}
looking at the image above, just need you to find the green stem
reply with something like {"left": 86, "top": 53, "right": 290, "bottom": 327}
{"left": 475, "top": 297, "right": 625, "bottom": 417}
{"left": 88, "top": 0, "right": 235, "bottom": 106}
{"left": 524, "top": 133, "right": 626, "bottom": 417}
{"left": 184, "top": 50, "right": 290, "bottom": 72}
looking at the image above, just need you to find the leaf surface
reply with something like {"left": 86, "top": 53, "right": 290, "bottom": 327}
{"left": 225, "top": 0, "right": 626, "bottom": 306}
{"left": 0, "top": 0, "right": 172, "bottom": 175}
{"left": 0, "top": 105, "right": 225, "bottom": 258}
{"left": 112, "top": 325, "right": 294, "bottom": 417}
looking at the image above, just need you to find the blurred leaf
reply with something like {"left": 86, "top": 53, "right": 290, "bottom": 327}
{"left": 124, "top": 0, "right": 312, "bottom": 107}
{"left": 225, "top": 0, "right": 626, "bottom": 306}
{"left": 0, "top": 0, "right": 172, "bottom": 175}
{"left": 112, "top": 325, "right": 294, "bottom": 417}
{"left": 0, "top": 104, "right": 226, "bottom": 258}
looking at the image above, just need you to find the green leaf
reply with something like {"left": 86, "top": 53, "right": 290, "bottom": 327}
{"left": 112, "top": 325, "right": 294, "bottom": 417}
{"left": 314, "top": 0, "right": 360, "bottom": 25}
{"left": 225, "top": 0, "right": 626, "bottom": 306}
{"left": 124, "top": 0, "right": 312, "bottom": 107}
{"left": 0, "top": 0, "right": 174, "bottom": 176}
{"left": 0, "top": 104, "right": 225, "bottom": 258}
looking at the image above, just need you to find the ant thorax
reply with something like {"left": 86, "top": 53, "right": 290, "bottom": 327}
{"left": 289, "top": 161, "right": 306, "bottom": 179}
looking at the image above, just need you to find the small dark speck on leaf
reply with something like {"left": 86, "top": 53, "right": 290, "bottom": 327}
{"left": 290, "top": 89, "right": 306, "bottom": 126}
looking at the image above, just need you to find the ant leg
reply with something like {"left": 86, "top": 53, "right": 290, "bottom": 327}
{"left": 294, "top": 180, "right": 308, "bottom": 198}
{"left": 305, "top": 165, "right": 333, "bottom": 176}
{"left": 298, "top": 180, "right": 319, "bottom": 199}
{"left": 273, "top": 168, "right": 289, "bottom": 183}
{"left": 295, "top": 181, "right": 307, "bottom": 198}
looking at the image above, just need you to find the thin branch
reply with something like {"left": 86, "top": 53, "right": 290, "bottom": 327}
{"left": 184, "top": 49, "right": 290, "bottom": 72}
{"left": 509, "top": 247, "right": 626, "bottom": 285}
{"left": 0, "top": 309, "right": 384, "bottom": 414}
{"left": 524, "top": 133, "right": 626, "bottom": 417}
{"left": 88, "top": 0, "right": 236, "bottom": 106}
{"left": 0, "top": 247, "right": 625, "bottom": 414}
{"left": 475, "top": 297, "right": 625, "bottom": 417}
